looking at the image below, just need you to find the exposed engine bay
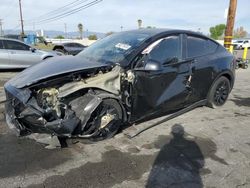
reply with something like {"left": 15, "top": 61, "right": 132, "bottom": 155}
{"left": 5, "top": 65, "right": 133, "bottom": 139}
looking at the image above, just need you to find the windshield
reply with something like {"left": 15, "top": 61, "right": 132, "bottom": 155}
{"left": 235, "top": 40, "right": 243, "bottom": 43}
{"left": 77, "top": 32, "right": 150, "bottom": 64}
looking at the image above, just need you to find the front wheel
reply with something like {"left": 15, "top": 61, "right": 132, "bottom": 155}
{"left": 87, "top": 98, "right": 123, "bottom": 141}
{"left": 207, "top": 76, "right": 231, "bottom": 108}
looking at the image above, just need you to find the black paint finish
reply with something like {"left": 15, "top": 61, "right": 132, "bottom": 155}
{"left": 4, "top": 29, "right": 235, "bottom": 137}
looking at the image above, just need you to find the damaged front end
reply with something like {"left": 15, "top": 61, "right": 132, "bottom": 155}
{"left": 4, "top": 65, "right": 129, "bottom": 138}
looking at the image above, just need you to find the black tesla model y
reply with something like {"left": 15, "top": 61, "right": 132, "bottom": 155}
{"left": 4, "top": 29, "right": 235, "bottom": 141}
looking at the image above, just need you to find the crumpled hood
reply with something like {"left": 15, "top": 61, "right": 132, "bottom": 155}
{"left": 7, "top": 56, "right": 109, "bottom": 88}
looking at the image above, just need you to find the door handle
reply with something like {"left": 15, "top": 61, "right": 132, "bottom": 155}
{"left": 10, "top": 51, "right": 16, "bottom": 54}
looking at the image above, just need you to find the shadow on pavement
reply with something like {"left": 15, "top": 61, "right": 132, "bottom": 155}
{"left": 0, "top": 133, "right": 72, "bottom": 178}
{"left": 146, "top": 124, "right": 204, "bottom": 188}
{"left": 230, "top": 96, "right": 250, "bottom": 107}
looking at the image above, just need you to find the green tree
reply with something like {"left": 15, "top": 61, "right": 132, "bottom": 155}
{"left": 78, "top": 23, "right": 83, "bottom": 39}
{"left": 209, "top": 24, "right": 226, "bottom": 39}
{"left": 55, "top": 35, "right": 64, "bottom": 39}
{"left": 88, "top": 34, "right": 97, "bottom": 40}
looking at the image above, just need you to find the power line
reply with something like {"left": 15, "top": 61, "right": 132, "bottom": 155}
{"left": 26, "top": 0, "right": 102, "bottom": 26}
{"left": 7, "top": 0, "right": 102, "bottom": 32}
{"left": 30, "top": 0, "right": 102, "bottom": 25}
{"left": 26, "top": 0, "right": 88, "bottom": 23}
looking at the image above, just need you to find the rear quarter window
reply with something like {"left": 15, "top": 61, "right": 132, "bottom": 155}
{"left": 187, "top": 36, "right": 218, "bottom": 58}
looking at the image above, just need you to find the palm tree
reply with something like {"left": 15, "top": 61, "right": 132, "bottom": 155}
{"left": 137, "top": 19, "right": 142, "bottom": 29}
{"left": 78, "top": 23, "right": 83, "bottom": 39}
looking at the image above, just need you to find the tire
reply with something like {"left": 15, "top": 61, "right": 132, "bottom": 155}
{"left": 88, "top": 98, "right": 123, "bottom": 141}
{"left": 207, "top": 76, "right": 231, "bottom": 108}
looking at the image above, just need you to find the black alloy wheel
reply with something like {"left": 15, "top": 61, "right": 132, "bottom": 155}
{"left": 208, "top": 76, "right": 231, "bottom": 108}
{"left": 86, "top": 98, "right": 123, "bottom": 141}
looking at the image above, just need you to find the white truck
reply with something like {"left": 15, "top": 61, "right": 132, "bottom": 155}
{"left": 232, "top": 39, "right": 250, "bottom": 50}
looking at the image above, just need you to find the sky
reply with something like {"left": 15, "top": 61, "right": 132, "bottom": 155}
{"left": 0, "top": 0, "right": 249, "bottom": 34}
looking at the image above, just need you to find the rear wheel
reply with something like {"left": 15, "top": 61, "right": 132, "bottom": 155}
{"left": 87, "top": 98, "right": 123, "bottom": 141}
{"left": 207, "top": 76, "right": 231, "bottom": 108}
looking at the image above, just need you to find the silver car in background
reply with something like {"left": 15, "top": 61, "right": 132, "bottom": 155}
{"left": 0, "top": 38, "right": 62, "bottom": 69}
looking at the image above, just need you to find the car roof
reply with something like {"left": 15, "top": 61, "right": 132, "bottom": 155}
{"left": 124, "top": 28, "right": 199, "bottom": 35}
{"left": 122, "top": 28, "right": 213, "bottom": 41}
{"left": 0, "top": 37, "right": 25, "bottom": 43}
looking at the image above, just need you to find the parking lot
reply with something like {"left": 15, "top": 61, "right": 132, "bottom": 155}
{"left": 0, "top": 51, "right": 250, "bottom": 188}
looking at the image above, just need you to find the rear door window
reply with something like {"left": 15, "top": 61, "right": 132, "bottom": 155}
{"left": 187, "top": 36, "right": 218, "bottom": 58}
{"left": 4, "top": 40, "right": 30, "bottom": 51}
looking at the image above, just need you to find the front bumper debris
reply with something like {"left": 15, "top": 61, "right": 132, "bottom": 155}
{"left": 4, "top": 83, "right": 101, "bottom": 137}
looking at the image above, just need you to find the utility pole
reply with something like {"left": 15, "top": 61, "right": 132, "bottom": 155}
{"left": 0, "top": 19, "right": 3, "bottom": 37}
{"left": 224, "top": 0, "right": 237, "bottom": 50}
{"left": 64, "top": 23, "right": 67, "bottom": 38}
{"left": 18, "top": 0, "right": 25, "bottom": 38}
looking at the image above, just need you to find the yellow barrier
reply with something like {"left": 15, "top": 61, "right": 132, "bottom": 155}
{"left": 243, "top": 47, "right": 248, "bottom": 61}
{"left": 229, "top": 45, "right": 234, "bottom": 54}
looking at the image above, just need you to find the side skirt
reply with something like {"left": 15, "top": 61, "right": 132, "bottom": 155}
{"left": 126, "top": 99, "right": 207, "bottom": 138}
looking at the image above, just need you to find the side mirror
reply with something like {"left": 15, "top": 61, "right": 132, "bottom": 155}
{"left": 30, "top": 47, "right": 36, "bottom": 52}
{"left": 144, "top": 60, "right": 162, "bottom": 71}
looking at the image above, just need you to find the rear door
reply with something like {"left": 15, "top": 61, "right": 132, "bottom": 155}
{"left": 4, "top": 40, "right": 41, "bottom": 67}
{"left": 183, "top": 34, "right": 219, "bottom": 104}
{"left": 0, "top": 40, "right": 10, "bottom": 68}
{"left": 131, "top": 34, "right": 193, "bottom": 121}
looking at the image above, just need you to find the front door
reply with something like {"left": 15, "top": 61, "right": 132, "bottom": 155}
{"left": 131, "top": 34, "right": 193, "bottom": 121}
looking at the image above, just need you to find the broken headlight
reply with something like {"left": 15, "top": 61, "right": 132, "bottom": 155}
{"left": 37, "top": 88, "right": 62, "bottom": 118}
